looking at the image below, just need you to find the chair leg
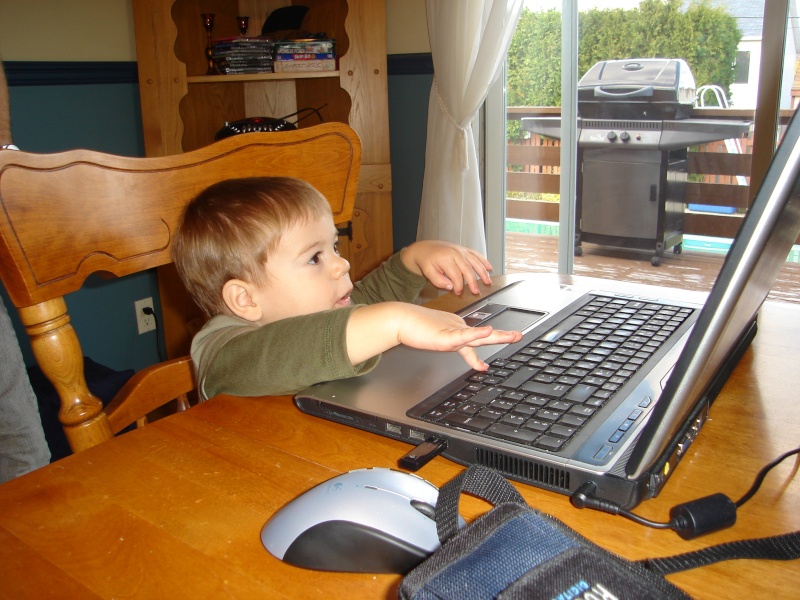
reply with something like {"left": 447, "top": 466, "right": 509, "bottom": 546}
{"left": 21, "top": 298, "right": 113, "bottom": 451}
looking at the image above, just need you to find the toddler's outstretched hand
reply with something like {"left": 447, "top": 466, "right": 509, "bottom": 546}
{"left": 394, "top": 305, "right": 522, "bottom": 371}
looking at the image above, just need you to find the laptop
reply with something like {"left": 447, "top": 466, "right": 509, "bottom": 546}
{"left": 296, "top": 108, "right": 800, "bottom": 510}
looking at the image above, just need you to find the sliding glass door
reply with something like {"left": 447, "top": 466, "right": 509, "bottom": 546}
{"left": 485, "top": 0, "right": 796, "bottom": 298}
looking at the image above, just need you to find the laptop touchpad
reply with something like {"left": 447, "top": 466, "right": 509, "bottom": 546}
{"left": 465, "top": 306, "right": 545, "bottom": 333}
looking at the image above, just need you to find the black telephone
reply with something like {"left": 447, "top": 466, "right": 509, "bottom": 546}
{"left": 214, "top": 105, "right": 327, "bottom": 140}
{"left": 215, "top": 116, "right": 296, "bottom": 140}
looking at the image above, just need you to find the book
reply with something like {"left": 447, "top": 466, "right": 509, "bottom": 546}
{"left": 218, "top": 65, "right": 274, "bottom": 74}
{"left": 214, "top": 54, "right": 273, "bottom": 62}
{"left": 213, "top": 36, "right": 275, "bottom": 47}
{"left": 274, "top": 39, "right": 335, "bottom": 54}
{"left": 273, "top": 58, "right": 336, "bottom": 73}
{"left": 275, "top": 52, "right": 335, "bottom": 61}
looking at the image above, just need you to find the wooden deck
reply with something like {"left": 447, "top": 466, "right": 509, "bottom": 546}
{"left": 505, "top": 232, "right": 800, "bottom": 305}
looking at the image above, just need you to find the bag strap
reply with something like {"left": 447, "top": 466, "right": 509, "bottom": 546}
{"left": 639, "top": 530, "right": 800, "bottom": 575}
{"left": 435, "top": 465, "right": 525, "bottom": 543}
{"left": 436, "top": 466, "right": 800, "bottom": 574}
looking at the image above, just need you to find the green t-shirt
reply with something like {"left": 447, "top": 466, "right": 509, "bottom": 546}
{"left": 192, "top": 252, "right": 428, "bottom": 400}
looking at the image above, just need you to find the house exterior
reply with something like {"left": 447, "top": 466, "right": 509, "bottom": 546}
{"left": 711, "top": 0, "right": 800, "bottom": 109}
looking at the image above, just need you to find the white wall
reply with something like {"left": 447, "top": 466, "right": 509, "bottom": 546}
{"left": 386, "top": 0, "right": 430, "bottom": 54}
{"left": 0, "top": 0, "right": 431, "bottom": 61}
{"left": 0, "top": 0, "right": 136, "bottom": 60}
{"left": 729, "top": 38, "right": 762, "bottom": 109}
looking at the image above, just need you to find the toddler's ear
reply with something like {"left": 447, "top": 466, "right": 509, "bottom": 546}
{"left": 222, "top": 279, "right": 263, "bottom": 322}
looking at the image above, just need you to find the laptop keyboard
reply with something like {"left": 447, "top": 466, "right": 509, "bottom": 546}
{"left": 414, "top": 295, "right": 695, "bottom": 453}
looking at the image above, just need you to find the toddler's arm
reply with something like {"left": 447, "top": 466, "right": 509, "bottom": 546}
{"left": 346, "top": 302, "right": 522, "bottom": 371}
{"left": 400, "top": 240, "right": 493, "bottom": 295}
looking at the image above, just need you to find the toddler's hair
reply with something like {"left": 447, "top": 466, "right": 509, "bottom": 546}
{"left": 173, "top": 176, "right": 332, "bottom": 317}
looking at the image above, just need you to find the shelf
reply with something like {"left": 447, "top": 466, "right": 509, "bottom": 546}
{"left": 187, "top": 71, "right": 341, "bottom": 84}
{"left": 132, "top": 0, "right": 394, "bottom": 360}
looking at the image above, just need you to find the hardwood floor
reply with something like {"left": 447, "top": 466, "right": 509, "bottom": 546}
{"left": 505, "top": 232, "right": 800, "bottom": 305}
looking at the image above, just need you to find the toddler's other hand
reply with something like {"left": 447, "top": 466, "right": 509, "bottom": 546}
{"left": 402, "top": 240, "right": 493, "bottom": 295}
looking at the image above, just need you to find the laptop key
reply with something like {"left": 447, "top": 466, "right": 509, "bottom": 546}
{"left": 477, "top": 408, "right": 505, "bottom": 421}
{"left": 520, "top": 381, "right": 571, "bottom": 398}
{"left": 469, "top": 386, "right": 504, "bottom": 405}
{"left": 499, "top": 366, "right": 539, "bottom": 389}
{"left": 569, "top": 405, "right": 596, "bottom": 417}
{"left": 500, "top": 413, "right": 526, "bottom": 427}
{"left": 565, "top": 383, "right": 597, "bottom": 403}
{"left": 523, "top": 419, "right": 550, "bottom": 432}
{"left": 559, "top": 413, "right": 587, "bottom": 427}
{"left": 424, "top": 408, "right": 447, "bottom": 420}
{"left": 548, "top": 424, "right": 577, "bottom": 439}
{"left": 512, "top": 404, "right": 538, "bottom": 417}
{"left": 490, "top": 399, "right": 516, "bottom": 411}
{"left": 539, "top": 314, "right": 586, "bottom": 342}
{"left": 536, "top": 409, "right": 562, "bottom": 422}
{"left": 535, "top": 435, "right": 565, "bottom": 452}
{"left": 523, "top": 394, "right": 549, "bottom": 407}
{"left": 486, "top": 423, "right": 539, "bottom": 444}
{"left": 441, "top": 413, "right": 492, "bottom": 432}
{"left": 502, "top": 390, "right": 527, "bottom": 402}
{"left": 546, "top": 400, "right": 573, "bottom": 412}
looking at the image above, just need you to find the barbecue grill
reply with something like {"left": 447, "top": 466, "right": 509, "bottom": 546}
{"left": 522, "top": 58, "right": 751, "bottom": 265}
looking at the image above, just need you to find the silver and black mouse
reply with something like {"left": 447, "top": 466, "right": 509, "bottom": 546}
{"left": 261, "top": 467, "right": 456, "bottom": 573}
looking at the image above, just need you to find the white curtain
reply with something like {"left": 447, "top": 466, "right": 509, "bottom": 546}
{"left": 417, "top": 0, "right": 523, "bottom": 254}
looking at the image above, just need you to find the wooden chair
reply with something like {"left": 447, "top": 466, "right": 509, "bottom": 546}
{"left": 0, "top": 122, "right": 361, "bottom": 453}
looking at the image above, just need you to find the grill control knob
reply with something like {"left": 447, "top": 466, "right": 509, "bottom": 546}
{"left": 620, "top": 131, "right": 631, "bottom": 142}
{"left": 607, "top": 131, "right": 617, "bottom": 142}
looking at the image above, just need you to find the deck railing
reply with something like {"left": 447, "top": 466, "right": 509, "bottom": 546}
{"left": 505, "top": 107, "right": 796, "bottom": 241}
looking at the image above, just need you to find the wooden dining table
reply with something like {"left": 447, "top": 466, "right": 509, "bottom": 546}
{"left": 0, "top": 273, "right": 798, "bottom": 598}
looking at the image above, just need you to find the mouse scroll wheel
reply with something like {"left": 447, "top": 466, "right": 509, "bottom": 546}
{"left": 410, "top": 499, "right": 436, "bottom": 519}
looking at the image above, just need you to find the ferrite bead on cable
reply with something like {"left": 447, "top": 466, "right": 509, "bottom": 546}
{"left": 669, "top": 493, "right": 737, "bottom": 539}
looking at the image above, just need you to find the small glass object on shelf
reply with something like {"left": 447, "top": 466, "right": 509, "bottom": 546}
{"left": 201, "top": 13, "right": 218, "bottom": 75}
{"left": 237, "top": 16, "right": 250, "bottom": 36}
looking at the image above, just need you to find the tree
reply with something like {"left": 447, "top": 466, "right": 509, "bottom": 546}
{"left": 682, "top": 0, "right": 741, "bottom": 94}
{"left": 506, "top": 0, "right": 742, "bottom": 141}
{"left": 507, "top": 9, "right": 562, "bottom": 109}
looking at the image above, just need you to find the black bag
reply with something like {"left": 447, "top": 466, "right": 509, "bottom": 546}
{"left": 400, "top": 465, "right": 800, "bottom": 599}
{"left": 400, "top": 465, "right": 690, "bottom": 600}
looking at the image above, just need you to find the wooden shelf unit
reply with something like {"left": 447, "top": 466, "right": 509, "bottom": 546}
{"left": 132, "top": 0, "right": 393, "bottom": 359}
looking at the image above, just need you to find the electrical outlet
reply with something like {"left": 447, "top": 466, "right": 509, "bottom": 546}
{"left": 135, "top": 297, "right": 156, "bottom": 334}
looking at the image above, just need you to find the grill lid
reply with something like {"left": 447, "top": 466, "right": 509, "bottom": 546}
{"left": 578, "top": 58, "right": 697, "bottom": 120}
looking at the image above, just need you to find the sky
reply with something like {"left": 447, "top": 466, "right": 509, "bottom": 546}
{"left": 526, "top": 1, "right": 644, "bottom": 11}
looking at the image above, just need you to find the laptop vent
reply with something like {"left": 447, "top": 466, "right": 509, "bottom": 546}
{"left": 475, "top": 448, "right": 570, "bottom": 490}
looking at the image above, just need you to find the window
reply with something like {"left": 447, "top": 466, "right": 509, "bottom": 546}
{"left": 734, "top": 50, "right": 750, "bottom": 84}
{"left": 485, "top": 1, "right": 795, "bottom": 299}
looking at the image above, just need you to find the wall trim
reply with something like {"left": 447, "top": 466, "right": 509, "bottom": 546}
{"left": 387, "top": 53, "right": 433, "bottom": 76}
{"left": 7, "top": 57, "right": 429, "bottom": 84}
{"left": 4, "top": 61, "right": 139, "bottom": 86}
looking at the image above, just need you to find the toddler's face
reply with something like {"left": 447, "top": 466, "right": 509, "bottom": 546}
{"left": 250, "top": 214, "right": 353, "bottom": 325}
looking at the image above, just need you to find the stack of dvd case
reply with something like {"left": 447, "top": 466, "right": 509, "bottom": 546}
{"left": 273, "top": 38, "right": 336, "bottom": 73}
{"left": 212, "top": 37, "right": 276, "bottom": 74}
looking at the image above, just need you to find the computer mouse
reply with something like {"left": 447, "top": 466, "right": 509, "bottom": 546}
{"left": 261, "top": 467, "right": 459, "bottom": 573}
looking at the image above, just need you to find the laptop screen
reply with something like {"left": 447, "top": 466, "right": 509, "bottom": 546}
{"left": 627, "top": 108, "right": 800, "bottom": 477}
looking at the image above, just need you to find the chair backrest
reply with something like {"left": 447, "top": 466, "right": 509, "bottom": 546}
{"left": 0, "top": 122, "right": 361, "bottom": 453}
